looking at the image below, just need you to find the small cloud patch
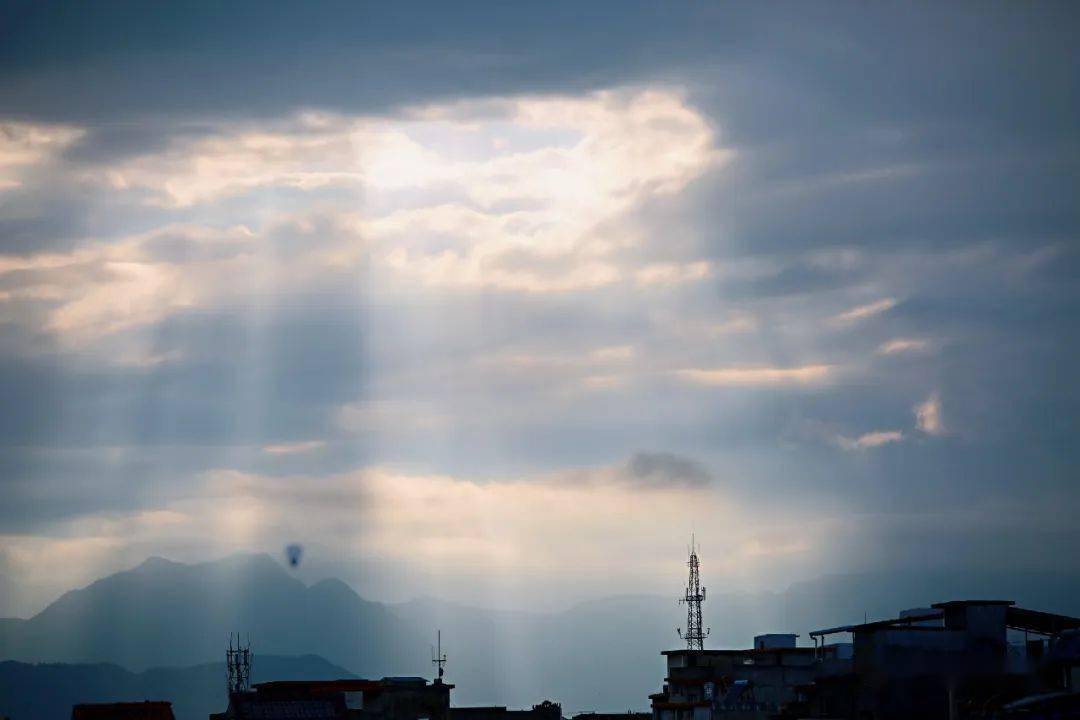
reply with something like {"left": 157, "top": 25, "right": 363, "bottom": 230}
{"left": 262, "top": 440, "right": 327, "bottom": 456}
{"left": 836, "top": 430, "right": 904, "bottom": 451}
{"left": 676, "top": 365, "right": 833, "bottom": 387}
{"left": 914, "top": 392, "right": 945, "bottom": 435}
{"left": 877, "top": 338, "right": 929, "bottom": 355}
{"left": 831, "top": 297, "right": 897, "bottom": 326}
{"left": 624, "top": 452, "right": 712, "bottom": 489}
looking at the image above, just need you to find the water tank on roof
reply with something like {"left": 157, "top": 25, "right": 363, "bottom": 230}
{"left": 754, "top": 633, "right": 797, "bottom": 649}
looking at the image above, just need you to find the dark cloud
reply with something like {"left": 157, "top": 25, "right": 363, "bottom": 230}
{"left": 0, "top": 1, "right": 742, "bottom": 121}
{"left": 624, "top": 452, "right": 712, "bottom": 489}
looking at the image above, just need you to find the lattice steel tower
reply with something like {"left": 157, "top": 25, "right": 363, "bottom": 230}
{"left": 226, "top": 633, "right": 252, "bottom": 695}
{"left": 677, "top": 536, "right": 710, "bottom": 650}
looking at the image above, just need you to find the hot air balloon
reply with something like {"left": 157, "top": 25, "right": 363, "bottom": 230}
{"left": 285, "top": 543, "right": 303, "bottom": 568}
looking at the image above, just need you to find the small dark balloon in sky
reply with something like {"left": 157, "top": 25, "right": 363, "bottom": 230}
{"left": 285, "top": 543, "right": 303, "bottom": 568}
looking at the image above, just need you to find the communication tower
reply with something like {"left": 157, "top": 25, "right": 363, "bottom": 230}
{"left": 226, "top": 633, "right": 253, "bottom": 695}
{"left": 677, "top": 535, "right": 710, "bottom": 650}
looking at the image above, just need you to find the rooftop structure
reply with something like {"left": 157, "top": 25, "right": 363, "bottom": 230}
{"left": 571, "top": 712, "right": 651, "bottom": 720}
{"left": 752, "top": 634, "right": 796, "bottom": 651}
{"left": 211, "top": 676, "right": 454, "bottom": 720}
{"left": 651, "top": 643, "right": 837, "bottom": 720}
{"left": 72, "top": 702, "right": 175, "bottom": 720}
{"left": 802, "top": 599, "right": 1080, "bottom": 719}
{"left": 449, "top": 701, "right": 562, "bottom": 720}
{"left": 651, "top": 594, "right": 1080, "bottom": 719}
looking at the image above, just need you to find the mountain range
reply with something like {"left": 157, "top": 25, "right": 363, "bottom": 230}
{"left": 0, "top": 654, "right": 353, "bottom": 720}
{"left": 2, "top": 554, "right": 1079, "bottom": 715}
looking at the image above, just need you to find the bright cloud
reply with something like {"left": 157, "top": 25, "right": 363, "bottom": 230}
{"left": 915, "top": 392, "right": 945, "bottom": 435}
{"left": 96, "top": 89, "right": 727, "bottom": 295}
{"left": 676, "top": 364, "right": 834, "bottom": 387}
{"left": 262, "top": 440, "right": 327, "bottom": 456}
{"left": 831, "top": 297, "right": 897, "bottom": 326}
{"left": 634, "top": 260, "right": 713, "bottom": 287}
{"left": 0, "top": 121, "right": 85, "bottom": 191}
{"left": 877, "top": 338, "right": 930, "bottom": 355}
{"left": 837, "top": 430, "right": 904, "bottom": 451}
{"left": 1, "top": 88, "right": 728, "bottom": 349}
{"left": 0, "top": 224, "right": 258, "bottom": 342}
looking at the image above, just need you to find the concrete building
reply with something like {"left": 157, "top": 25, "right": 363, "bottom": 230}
{"left": 649, "top": 635, "right": 846, "bottom": 720}
{"left": 210, "top": 676, "right": 453, "bottom": 720}
{"left": 806, "top": 599, "right": 1080, "bottom": 719}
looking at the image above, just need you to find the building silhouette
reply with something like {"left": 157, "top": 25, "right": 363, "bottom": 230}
{"left": 71, "top": 702, "right": 176, "bottom": 720}
{"left": 649, "top": 597, "right": 1080, "bottom": 719}
{"left": 210, "top": 676, "right": 452, "bottom": 720}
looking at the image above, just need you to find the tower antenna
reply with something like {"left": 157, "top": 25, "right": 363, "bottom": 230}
{"left": 226, "top": 632, "right": 253, "bottom": 696}
{"left": 432, "top": 630, "right": 447, "bottom": 682}
{"left": 677, "top": 535, "right": 710, "bottom": 650}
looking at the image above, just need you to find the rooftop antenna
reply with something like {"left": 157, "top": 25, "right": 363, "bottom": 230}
{"left": 226, "top": 632, "right": 253, "bottom": 696}
{"left": 677, "top": 534, "right": 710, "bottom": 650}
{"left": 432, "top": 630, "right": 447, "bottom": 682}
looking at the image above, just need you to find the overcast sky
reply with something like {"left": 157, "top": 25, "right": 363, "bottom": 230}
{"left": 1, "top": 1, "right": 1078, "bottom": 613}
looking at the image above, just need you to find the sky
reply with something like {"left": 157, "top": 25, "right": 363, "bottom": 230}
{"left": 0, "top": 1, "right": 1078, "bottom": 614}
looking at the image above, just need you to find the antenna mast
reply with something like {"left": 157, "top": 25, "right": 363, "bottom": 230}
{"left": 432, "top": 630, "right": 447, "bottom": 682}
{"left": 677, "top": 535, "right": 710, "bottom": 650}
{"left": 226, "top": 633, "right": 253, "bottom": 695}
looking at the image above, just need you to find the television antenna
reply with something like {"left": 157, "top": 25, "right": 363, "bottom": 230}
{"left": 432, "top": 630, "right": 447, "bottom": 682}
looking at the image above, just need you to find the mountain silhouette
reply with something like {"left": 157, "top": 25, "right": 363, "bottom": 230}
{"left": 0, "top": 654, "right": 353, "bottom": 720}
{"left": 0, "top": 554, "right": 425, "bottom": 678}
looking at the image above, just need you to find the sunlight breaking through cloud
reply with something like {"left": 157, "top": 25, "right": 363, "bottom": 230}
{"left": 0, "top": 88, "right": 728, "bottom": 350}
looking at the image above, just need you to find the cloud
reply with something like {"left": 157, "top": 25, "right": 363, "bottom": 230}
{"left": 262, "top": 440, "right": 326, "bottom": 456}
{"left": 830, "top": 297, "right": 897, "bottom": 326}
{"left": 0, "top": 452, "right": 832, "bottom": 604}
{"left": 0, "top": 224, "right": 259, "bottom": 343}
{"left": 2, "top": 3, "right": 1080, "bottom": 613}
{"left": 915, "top": 392, "right": 945, "bottom": 435}
{"left": 86, "top": 89, "right": 727, "bottom": 296}
{"left": 877, "top": 338, "right": 930, "bottom": 355}
{"left": 336, "top": 400, "right": 449, "bottom": 434}
{"left": 675, "top": 365, "right": 834, "bottom": 387}
{"left": 0, "top": 88, "right": 730, "bottom": 354}
{"left": 623, "top": 451, "right": 712, "bottom": 488}
{"left": 836, "top": 430, "right": 904, "bottom": 451}
{"left": 634, "top": 261, "right": 713, "bottom": 287}
{"left": 361, "top": 90, "right": 727, "bottom": 293}
{"left": 0, "top": 121, "right": 85, "bottom": 191}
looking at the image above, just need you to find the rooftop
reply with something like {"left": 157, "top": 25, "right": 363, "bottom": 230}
{"left": 810, "top": 600, "right": 1080, "bottom": 638}
{"left": 932, "top": 600, "right": 1015, "bottom": 608}
{"left": 253, "top": 679, "right": 382, "bottom": 693}
{"left": 72, "top": 702, "right": 175, "bottom": 720}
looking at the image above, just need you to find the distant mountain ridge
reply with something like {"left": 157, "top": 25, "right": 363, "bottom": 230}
{"left": 0, "top": 554, "right": 425, "bottom": 678}
{"left": 2, "top": 554, "right": 1078, "bottom": 713}
{"left": 0, "top": 654, "right": 354, "bottom": 720}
